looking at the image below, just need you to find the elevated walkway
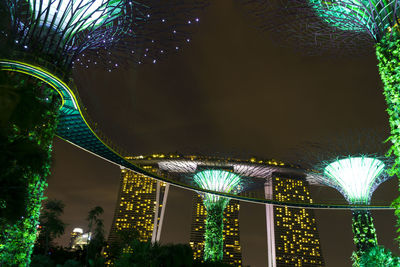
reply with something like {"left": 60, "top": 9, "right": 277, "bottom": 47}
{"left": 0, "top": 59, "right": 393, "bottom": 210}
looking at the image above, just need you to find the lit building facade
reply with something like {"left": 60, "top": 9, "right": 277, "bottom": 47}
{"left": 107, "top": 158, "right": 169, "bottom": 247}
{"left": 265, "top": 175, "right": 325, "bottom": 267}
{"left": 190, "top": 194, "right": 242, "bottom": 266}
{"left": 106, "top": 154, "right": 325, "bottom": 266}
{"left": 69, "top": 228, "right": 83, "bottom": 249}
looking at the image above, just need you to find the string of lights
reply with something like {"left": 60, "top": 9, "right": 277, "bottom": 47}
{"left": 0, "top": 0, "right": 208, "bottom": 264}
{"left": 2, "top": 0, "right": 208, "bottom": 71}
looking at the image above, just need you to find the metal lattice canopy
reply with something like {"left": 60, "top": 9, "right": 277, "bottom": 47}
{"left": 308, "top": 0, "right": 400, "bottom": 42}
{"left": 241, "top": 0, "right": 380, "bottom": 54}
{"left": 1, "top": 0, "right": 208, "bottom": 70}
{"left": 193, "top": 169, "right": 242, "bottom": 205}
{"left": 155, "top": 156, "right": 319, "bottom": 190}
{"left": 298, "top": 131, "right": 395, "bottom": 205}
{"left": 316, "top": 156, "right": 389, "bottom": 204}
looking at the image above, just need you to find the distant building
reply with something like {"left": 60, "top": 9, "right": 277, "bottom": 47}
{"left": 265, "top": 175, "right": 325, "bottom": 267}
{"left": 70, "top": 228, "right": 90, "bottom": 250}
{"left": 107, "top": 160, "right": 169, "bottom": 245}
{"left": 106, "top": 154, "right": 325, "bottom": 266}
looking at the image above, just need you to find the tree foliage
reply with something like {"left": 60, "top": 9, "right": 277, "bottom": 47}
{"left": 352, "top": 245, "right": 400, "bottom": 267}
{"left": 114, "top": 240, "right": 195, "bottom": 267}
{"left": 86, "top": 206, "right": 105, "bottom": 266}
{"left": 203, "top": 201, "right": 226, "bottom": 262}
{"left": 376, "top": 29, "right": 400, "bottom": 246}
{"left": 351, "top": 210, "right": 377, "bottom": 258}
{"left": 36, "top": 199, "right": 66, "bottom": 255}
{"left": 0, "top": 71, "right": 61, "bottom": 266}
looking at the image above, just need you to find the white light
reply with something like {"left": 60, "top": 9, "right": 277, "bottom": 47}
{"left": 28, "top": 0, "right": 122, "bottom": 35}
{"left": 323, "top": 157, "right": 385, "bottom": 204}
{"left": 73, "top": 228, "right": 83, "bottom": 234}
{"left": 158, "top": 161, "right": 197, "bottom": 172}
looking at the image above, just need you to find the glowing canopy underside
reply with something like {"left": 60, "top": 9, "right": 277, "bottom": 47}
{"left": 157, "top": 159, "right": 322, "bottom": 185}
{"left": 28, "top": 0, "right": 122, "bottom": 34}
{"left": 4, "top": 0, "right": 208, "bottom": 69}
{"left": 158, "top": 160, "right": 277, "bottom": 178}
{"left": 5, "top": 0, "right": 137, "bottom": 67}
{"left": 193, "top": 170, "right": 242, "bottom": 204}
{"left": 322, "top": 156, "right": 387, "bottom": 204}
{"left": 309, "top": 0, "right": 400, "bottom": 41}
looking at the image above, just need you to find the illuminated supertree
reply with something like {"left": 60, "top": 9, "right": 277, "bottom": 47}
{"left": 313, "top": 156, "right": 389, "bottom": 257}
{"left": 192, "top": 169, "right": 242, "bottom": 262}
{"left": 301, "top": 132, "right": 394, "bottom": 262}
{"left": 243, "top": 0, "right": 400, "bottom": 245}
{"left": 0, "top": 0, "right": 207, "bottom": 264}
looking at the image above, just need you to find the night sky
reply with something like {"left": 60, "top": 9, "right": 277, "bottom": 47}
{"left": 45, "top": 1, "right": 398, "bottom": 266}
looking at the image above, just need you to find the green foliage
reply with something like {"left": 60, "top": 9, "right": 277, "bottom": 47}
{"left": 110, "top": 231, "right": 231, "bottom": 267}
{"left": 61, "top": 259, "right": 83, "bottom": 267}
{"left": 31, "top": 253, "right": 84, "bottom": 267}
{"left": 30, "top": 254, "right": 55, "bottom": 267}
{"left": 106, "top": 228, "right": 140, "bottom": 261}
{"left": 0, "top": 71, "right": 61, "bottom": 265}
{"left": 114, "top": 240, "right": 194, "bottom": 267}
{"left": 351, "top": 210, "right": 378, "bottom": 258}
{"left": 203, "top": 200, "right": 227, "bottom": 262}
{"left": 86, "top": 206, "right": 105, "bottom": 265}
{"left": 36, "top": 199, "right": 66, "bottom": 255}
{"left": 352, "top": 246, "right": 400, "bottom": 267}
{"left": 32, "top": 246, "right": 84, "bottom": 266}
{"left": 376, "top": 31, "right": 400, "bottom": 176}
{"left": 376, "top": 30, "right": 400, "bottom": 245}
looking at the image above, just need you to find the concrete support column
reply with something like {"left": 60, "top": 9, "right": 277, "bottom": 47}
{"left": 265, "top": 179, "right": 276, "bottom": 267}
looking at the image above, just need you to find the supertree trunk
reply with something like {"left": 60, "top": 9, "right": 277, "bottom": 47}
{"left": 351, "top": 210, "right": 378, "bottom": 257}
{"left": 0, "top": 72, "right": 60, "bottom": 265}
{"left": 376, "top": 31, "right": 400, "bottom": 244}
{"left": 203, "top": 200, "right": 228, "bottom": 262}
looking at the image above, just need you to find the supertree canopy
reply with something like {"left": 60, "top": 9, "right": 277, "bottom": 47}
{"left": 314, "top": 155, "right": 390, "bottom": 258}
{"left": 0, "top": 1, "right": 208, "bottom": 265}
{"left": 301, "top": 132, "right": 394, "bottom": 262}
{"left": 192, "top": 169, "right": 242, "bottom": 262}
{"left": 322, "top": 156, "right": 386, "bottom": 205}
{"left": 4, "top": 0, "right": 139, "bottom": 68}
{"left": 193, "top": 169, "right": 242, "bottom": 208}
{"left": 2, "top": 0, "right": 208, "bottom": 69}
{"left": 244, "top": 0, "right": 400, "bottom": 249}
{"left": 308, "top": 0, "right": 397, "bottom": 42}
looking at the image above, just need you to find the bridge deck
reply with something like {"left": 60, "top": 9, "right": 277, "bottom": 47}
{"left": 0, "top": 59, "right": 393, "bottom": 210}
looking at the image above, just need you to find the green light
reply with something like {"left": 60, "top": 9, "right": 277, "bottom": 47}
{"left": 308, "top": 0, "right": 398, "bottom": 40}
{"left": 376, "top": 31, "right": 400, "bottom": 247}
{"left": 352, "top": 210, "right": 378, "bottom": 256}
{"left": 28, "top": 0, "right": 123, "bottom": 35}
{"left": 323, "top": 156, "right": 385, "bottom": 204}
{"left": 0, "top": 71, "right": 60, "bottom": 265}
{"left": 193, "top": 170, "right": 241, "bottom": 206}
{"left": 309, "top": 0, "right": 370, "bottom": 32}
{"left": 322, "top": 157, "right": 383, "bottom": 257}
{"left": 192, "top": 169, "right": 241, "bottom": 262}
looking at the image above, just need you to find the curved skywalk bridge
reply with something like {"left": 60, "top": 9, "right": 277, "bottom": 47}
{"left": 0, "top": 59, "right": 393, "bottom": 211}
